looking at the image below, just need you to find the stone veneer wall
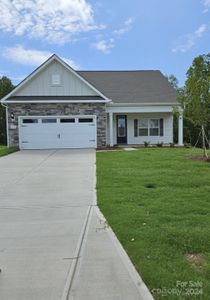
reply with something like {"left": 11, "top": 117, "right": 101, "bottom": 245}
{"left": 7, "top": 103, "right": 107, "bottom": 148}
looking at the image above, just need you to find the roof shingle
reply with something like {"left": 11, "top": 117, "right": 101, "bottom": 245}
{"left": 78, "top": 70, "right": 178, "bottom": 104}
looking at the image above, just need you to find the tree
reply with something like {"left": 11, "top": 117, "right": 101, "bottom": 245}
{"left": 167, "top": 74, "right": 183, "bottom": 144}
{"left": 167, "top": 74, "right": 179, "bottom": 90}
{"left": 0, "top": 76, "right": 14, "bottom": 145}
{"left": 183, "top": 54, "right": 210, "bottom": 157}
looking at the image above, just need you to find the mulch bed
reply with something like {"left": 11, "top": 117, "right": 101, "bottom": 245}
{"left": 188, "top": 155, "right": 210, "bottom": 162}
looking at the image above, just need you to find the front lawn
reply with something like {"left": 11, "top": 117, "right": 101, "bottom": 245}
{"left": 97, "top": 148, "right": 210, "bottom": 299}
{"left": 0, "top": 145, "right": 18, "bottom": 157}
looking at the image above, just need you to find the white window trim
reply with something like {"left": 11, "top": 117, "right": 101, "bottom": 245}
{"left": 138, "top": 118, "right": 160, "bottom": 137}
{"left": 138, "top": 118, "right": 149, "bottom": 137}
{"left": 149, "top": 119, "right": 160, "bottom": 136}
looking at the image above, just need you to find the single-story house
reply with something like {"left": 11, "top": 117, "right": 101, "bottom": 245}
{"left": 1, "top": 54, "right": 183, "bottom": 149}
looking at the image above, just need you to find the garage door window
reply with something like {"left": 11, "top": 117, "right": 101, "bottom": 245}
{"left": 79, "top": 118, "right": 93, "bottom": 123}
{"left": 60, "top": 118, "right": 75, "bottom": 123}
{"left": 22, "top": 119, "right": 38, "bottom": 124}
{"left": 42, "top": 118, "right": 57, "bottom": 123}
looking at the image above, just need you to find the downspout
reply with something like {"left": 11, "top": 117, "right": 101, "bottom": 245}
{"left": 1, "top": 100, "right": 9, "bottom": 147}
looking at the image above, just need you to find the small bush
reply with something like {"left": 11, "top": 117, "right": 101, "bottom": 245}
{"left": 157, "top": 142, "right": 163, "bottom": 147}
{"left": 184, "top": 143, "right": 192, "bottom": 148}
{"left": 170, "top": 143, "right": 175, "bottom": 148}
{"left": 144, "top": 141, "right": 150, "bottom": 148}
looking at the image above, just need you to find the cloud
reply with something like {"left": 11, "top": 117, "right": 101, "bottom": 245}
{"left": 172, "top": 24, "right": 208, "bottom": 53}
{"left": 202, "top": 0, "right": 210, "bottom": 12}
{"left": 93, "top": 17, "right": 134, "bottom": 53}
{"left": 2, "top": 45, "right": 79, "bottom": 69}
{"left": 0, "top": 69, "right": 26, "bottom": 83}
{"left": 0, "top": 0, "right": 104, "bottom": 44}
{"left": 113, "top": 17, "right": 134, "bottom": 36}
{"left": 93, "top": 39, "right": 114, "bottom": 54}
{"left": 9, "top": 75, "right": 26, "bottom": 82}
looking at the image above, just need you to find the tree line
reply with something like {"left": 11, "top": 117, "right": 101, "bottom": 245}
{"left": 0, "top": 77, "right": 14, "bottom": 145}
{"left": 168, "top": 53, "right": 210, "bottom": 157}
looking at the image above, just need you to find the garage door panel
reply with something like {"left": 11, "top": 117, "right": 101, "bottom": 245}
{"left": 59, "top": 122, "right": 96, "bottom": 148}
{"left": 20, "top": 123, "right": 60, "bottom": 149}
{"left": 19, "top": 116, "right": 96, "bottom": 149}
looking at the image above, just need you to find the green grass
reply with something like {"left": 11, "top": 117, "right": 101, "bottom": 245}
{"left": 0, "top": 145, "right": 18, "bottom": 157}
{"left": 97, "top": 148, "right": 210, "bottom": 299}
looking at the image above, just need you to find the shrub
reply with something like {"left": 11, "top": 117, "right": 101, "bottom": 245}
{"left": 157, "top": 142, "right": 163, "bottom": 147}
{"left": 184, "top": 143, "right": 192, "bottom": 148}
{"left": 143, "top": 141, "right": 150, "bottom": 148}
{"left": 170, "top": 142, "right": 175, "bottom": 148}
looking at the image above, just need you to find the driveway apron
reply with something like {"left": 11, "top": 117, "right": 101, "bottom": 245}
{"left": 0, "top": 150, "right": 95, "bottom": 300}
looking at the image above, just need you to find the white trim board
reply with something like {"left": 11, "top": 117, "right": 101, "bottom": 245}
{"left": 108, "top": 102, "right": 179, "bottom": 107}
{"left": 106, "top": 105, "right": 174, "bottom": 113}
{"left": 18, "top": 114, "right": 96, "bottom": 119}
{"left": 3, "top": 99, "right": 110, "bottom": 104}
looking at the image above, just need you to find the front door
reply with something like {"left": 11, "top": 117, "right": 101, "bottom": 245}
{"left": 117, "top": 115, "right": 127, "bottom": 144}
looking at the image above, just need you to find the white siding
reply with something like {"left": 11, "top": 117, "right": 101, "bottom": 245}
{"left": 15, "top": 60, "right": 98, "bottom": 97}
{"left": 107, "top": 113, "right": 173, "bottom": 145}
{"left": 127, "top": 113, "right": 173, "bottom": 144}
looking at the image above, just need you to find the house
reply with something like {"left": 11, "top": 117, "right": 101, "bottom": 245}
{"left": 1, "top": 54, "right": 183, "bottom": 150}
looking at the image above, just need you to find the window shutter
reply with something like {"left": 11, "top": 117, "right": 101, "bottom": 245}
{"left": 134, "top": 119, "right": 138, "bottom": 137}
{"left": 160, "top": 118, "right": 164, "bottom": 136}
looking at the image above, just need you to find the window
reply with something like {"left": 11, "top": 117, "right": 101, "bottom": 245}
{"left": 22, "top": 119, "right": 38, "bottom": 124}
{"left": 51, "top": 74, "right": 61, "bottom": 85}
{"left": 149, "top": 119, "right": 159, "bottom": 136}
{"left": 42, "top": 118, "right": 57, "bottom": 123}
{"left": 136, "top": 118, "right": 162, "bottom": 137}
{"left": 138, "top": 119, "right": 149, "bottom": 136}
{"left": 78, "top": 118, "right": 93, "bottom": 123}
{"left": 60, "top": 118, "right": 75, "bottom": 123}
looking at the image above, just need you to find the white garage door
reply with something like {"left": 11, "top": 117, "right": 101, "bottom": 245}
{"left": 19, "top": 116, "right": 97, "bottom": 149}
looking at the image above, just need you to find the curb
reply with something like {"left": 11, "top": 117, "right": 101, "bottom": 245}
{"left": 94, "top": 206, "right": 155, "bottom": 300}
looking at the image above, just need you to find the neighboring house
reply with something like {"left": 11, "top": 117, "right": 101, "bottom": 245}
{"left": 1, "top": 54, "right": 183, "bottom": 149}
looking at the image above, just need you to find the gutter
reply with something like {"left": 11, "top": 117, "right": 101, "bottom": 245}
{"left": 0, "top": 100, "right": 9, "bottom": 147}
{"left": 1, "top": 99, "right": 112, "bottom": 104}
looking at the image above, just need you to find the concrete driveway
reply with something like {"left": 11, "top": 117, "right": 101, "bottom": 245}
{"left": 0, "top": 150, "right": 153, "bottom": 300}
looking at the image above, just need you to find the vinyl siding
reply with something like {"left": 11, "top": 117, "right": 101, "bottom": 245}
{"left": 15, "top": 60, "right": 98, "bottom": 97}
{"left": 107, "top": 113, "right": 173, "bottom": 145}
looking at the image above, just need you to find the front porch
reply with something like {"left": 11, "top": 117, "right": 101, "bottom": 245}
{"left": 106, "top": 105, "right": 183, "bottom": 147}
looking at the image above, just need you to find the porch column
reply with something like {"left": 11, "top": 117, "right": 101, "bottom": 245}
{"left": 178, "top": 113, "right": 184, "bottom": 146}
{"left": 109, "top": 112, "right": 114, "bottom": 147}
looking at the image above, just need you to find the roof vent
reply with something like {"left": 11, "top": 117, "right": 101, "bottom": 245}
{"left": 51, "top": 74, "right": 61, "bottom": 85}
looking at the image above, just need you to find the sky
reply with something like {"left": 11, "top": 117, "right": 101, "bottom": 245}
{"left": 0, "top": 0, "right": 209, "bottom": 87}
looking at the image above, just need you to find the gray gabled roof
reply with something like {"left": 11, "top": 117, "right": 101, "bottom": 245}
{"left": 78, "top": 70, "right": 178, "bottom": 104}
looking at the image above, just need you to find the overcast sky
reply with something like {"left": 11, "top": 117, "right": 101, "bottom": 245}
{"left": 0, "top": 0, "right": 209, "bottom": 86}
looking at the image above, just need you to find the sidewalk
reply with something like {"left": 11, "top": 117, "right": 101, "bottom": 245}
{"left": 68, "top": 206, "right": 154, "bottom": 300}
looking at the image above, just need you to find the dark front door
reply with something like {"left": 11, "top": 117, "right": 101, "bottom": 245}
{"left": 117, "top": 115, "right": 127, "bottom": 144}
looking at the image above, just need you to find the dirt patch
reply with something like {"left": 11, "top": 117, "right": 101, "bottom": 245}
{"left": 145, "top": 183, "right": 156, "bottom": 189}
{"left": 188, "top": 155, "right": 210, "bottom": 163}
{"left": 186, "top": 253, "right": 207, "bottom": 273}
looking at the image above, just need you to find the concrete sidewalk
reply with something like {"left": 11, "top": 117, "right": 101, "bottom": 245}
{"left": 68, "top": 206, "right": 153, "bottom": 300}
